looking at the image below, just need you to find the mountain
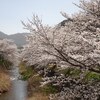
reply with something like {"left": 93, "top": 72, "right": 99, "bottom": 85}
{"left": 0, "top": 31, "right": 8, "bottom": 39}
{"left": 0, "top": 32, "right": 29, "bottom": 47}
{"left": 8, "top": 33, "right": 29, "bottom": 47}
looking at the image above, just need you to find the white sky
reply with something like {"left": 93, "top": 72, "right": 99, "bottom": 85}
{"left": 0, "top": 0, "right": 80, "bottom": 35}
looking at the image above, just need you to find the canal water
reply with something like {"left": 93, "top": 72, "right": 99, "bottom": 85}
{"left": 0, "top": 67, "right": 28, "bottom": 100}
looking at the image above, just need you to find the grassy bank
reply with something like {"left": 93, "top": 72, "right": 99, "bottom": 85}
{"left": 0, "top": 71, "right": 11, "bottom": 94}
{"left": 0, "top": 57, "right": 12, "bottom": 94}
{"left": 28, "top": 92, "right": 48, "bottom": 100}
{"left": 19, "top": 62, "right": 50, "bottom": 100}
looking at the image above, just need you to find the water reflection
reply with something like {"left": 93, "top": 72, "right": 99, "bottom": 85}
{"left": 0, "top": 67, "right": 28, "bottom": 100}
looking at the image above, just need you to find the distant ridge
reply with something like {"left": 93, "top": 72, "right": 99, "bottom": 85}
{"left": 0, "top": 32, "right": 29, "bottom": 47}
{"left": 0, "top": 31, "right": 8, "bottom": 39}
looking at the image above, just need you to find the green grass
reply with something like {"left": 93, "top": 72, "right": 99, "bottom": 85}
{"left": 42, "top": 84, "right": 58, "bottom": 94}
{"left": 59, "top": 67, "right": 100, "bottom": 82}
{"left": 84, "top": 71, "right": 100, "bottom": 82}
{"left": 0, "top": 57, "right": 12, "bottom": 70}
{"left": 59, "top": 67, "right": 81, "bottom": 77}
{"left": 21, "top": 68, "right": 33, "bottom": 80}
{"left": 19, "top": 62, "right": 34, "bottom": 80}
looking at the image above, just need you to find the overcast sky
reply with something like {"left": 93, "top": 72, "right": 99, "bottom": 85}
{"left": 0, "top": 0, "right": 80, "bottom": 35}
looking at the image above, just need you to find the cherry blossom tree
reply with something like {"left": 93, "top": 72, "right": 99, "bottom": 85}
{"left": 21, "top": 0, "right": 100, "bottom": 73}
{"left": 0, "top": 39, "right": 18, "bottom": 69}
{"left": 21, "top": 0, "right": 100, "bottom": 99}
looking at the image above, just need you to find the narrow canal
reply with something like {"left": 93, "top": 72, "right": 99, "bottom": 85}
{"left": 0, "top": 67, "right": 28, "bottom": 100}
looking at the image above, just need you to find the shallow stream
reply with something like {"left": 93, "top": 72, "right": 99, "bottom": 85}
{"left": 0, "top": 67, "right": 28, "bottom": 100}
